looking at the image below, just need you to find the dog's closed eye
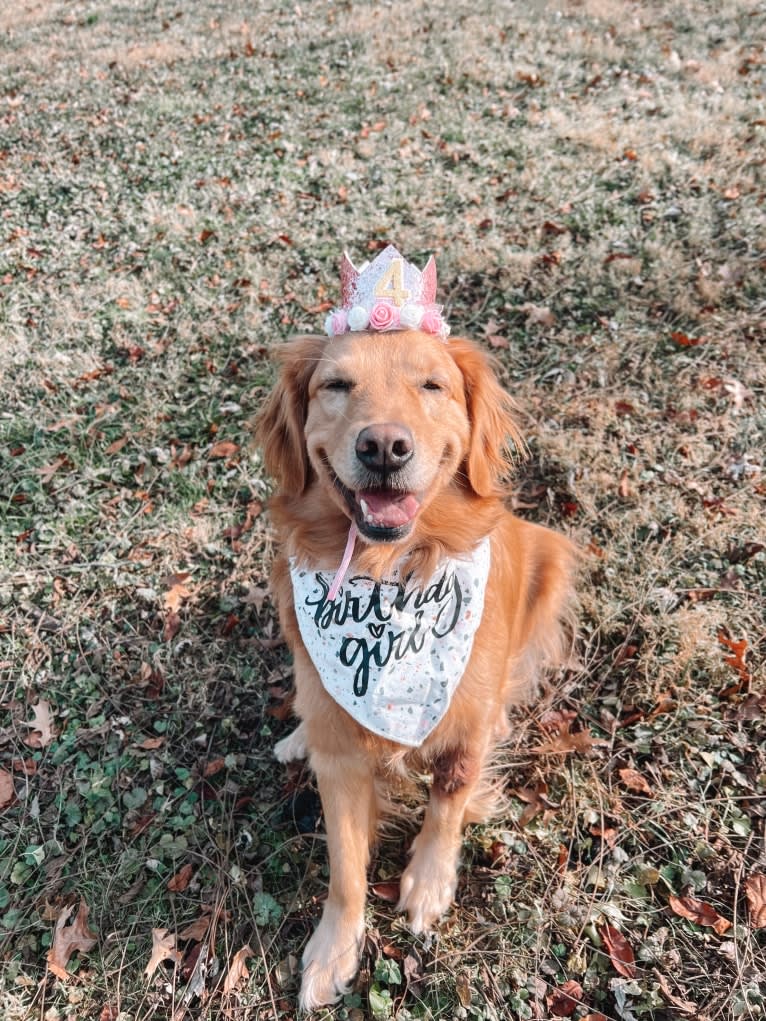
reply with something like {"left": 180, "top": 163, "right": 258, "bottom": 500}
{"left": 323, "top": 378, "right": 355, "bottom": 392}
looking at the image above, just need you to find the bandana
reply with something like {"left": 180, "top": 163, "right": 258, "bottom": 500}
{"left": 290, "top": 538, "right": 490, "bottom": 747}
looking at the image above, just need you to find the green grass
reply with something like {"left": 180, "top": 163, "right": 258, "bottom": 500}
{"left": 1, "top": 0, "right": 764, "bottom": 1018}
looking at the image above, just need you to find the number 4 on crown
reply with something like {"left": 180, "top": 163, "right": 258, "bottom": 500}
{"left": 373, "top": 258, "right": 411, "bottom": 307}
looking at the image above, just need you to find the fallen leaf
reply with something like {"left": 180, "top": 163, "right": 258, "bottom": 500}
{"left": 600, "top": 924, "right": 636, "bottom": 978}
{"left": 653, "top": 969, "right": 698, "bottom": 1014}
{"left": 161, "top": 573, "right": 192, "bottom": 613}
{"left": 618, "top": 468, "right": 632, "bottom": 500}
{"left": 521, "top": 302, "right": 556, "bottom": 328}
{"left": 512, "top": 781, "right": 559, "bottom": 826}
{"left": 744, "top": 874, "right": 766, "bottom": 928}
{"left": 99, "top": 1006, "right": 119, "bottom": 1021}
{"left": 718, "top": 633, "right": 751, "bottom": 682}
{"left": 145, "top": 928, "right": 183, "bottom": 977}
{"left": 47, "top": 900, "right": 98, "bottom": 981}
{"left": 618, "top": 767, "right": 652, "bottom": 795}
{"left": 208, "top": 440, "right": 239, "bottom": 460}
{"left": 455, "top": 972, "right": 472, "bottom": 1008}
{"left": 534, "top": 711, "right": 607, "bottom": 755}
{"left": 178, "top": 916, "right": 211, "bottom": 942}
{"left": 668, "top": 894, "right": 732, "bottom": 934}
{"left": 105, "top": 436, "right": 129, "bottom": 454}
{"left": 223, "top": 944, "right": 253, "bottom": 994}
{"left": 23, "top": 700, "right": 56, "bottom": 748}
{"left": 671, "top": 331, "right": 705, "bottom": 347}
{"left": 371, "top": 881, "right": 401, "bottom": 903}
{"left": 167, "top": 864, "right": 194, "bottom": 892}
{"left": 0, "top": 768, "right": 16, "bottom": 809}
{"left": 547, "top": 979, "right": 583, "bottom": 1016}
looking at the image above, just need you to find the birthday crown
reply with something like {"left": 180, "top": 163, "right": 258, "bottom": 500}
{"left": 324, "top": 244, "right": 450, "bottom": 341}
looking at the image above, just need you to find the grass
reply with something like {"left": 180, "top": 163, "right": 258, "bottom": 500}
{"left": 1, "top": 0, "right": 764, "bottom": 1018}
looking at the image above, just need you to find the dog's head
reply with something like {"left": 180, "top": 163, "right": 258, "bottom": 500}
{"left": 256, "top": 330, "right": 521, "bottom": 543}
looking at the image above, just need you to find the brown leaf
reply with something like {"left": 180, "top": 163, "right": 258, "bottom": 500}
{"left": 618, "top": 468, "right": 632, "bottom": 500}
{"left": 161, "top": 572, "right": 192, "bottom": 613}
{"left": 167, "top": 864, "right": 194, "bottom": 892}
{"left": 105, "top": 436, "right": 129, "bottom": 455}
{"left": 208, "top": 440, "right": 240, "bottom": 460}
{"left": 23, "top": 700, "right": 56, "bottom": 748}
{"left": 668, "top": 895, "right": 732, "bottom": 934}
{"left": 178, "top": 916, "right": 211, "bottom": 942}
{"left": 745, "top": 874, "right": 766, "bottom": 929}
{"left": 600, "top": 924, "right": 636, "bottom": 978}
{"left": 671, "top": 331, "right": 705, "bottom": 347}
{"left": 718, "top": 633, "right": 751, "bottom": 682}
{"left": 0, "top": 768, "right": 16, "bottom": 809}
{"left": 618, "top": 767, "right": 652, "bottom": 795}
{"left": 455, "top": 972, "right": 472, "bottom": 1008}
{"left": 99, "top": 1006, "right": 119, "bottom": 1021}
{"left": 653, "top": 969, "right": 698, "bottom": 1014}
{"left": 0, "top": 767, "right": 16, "bottom": 808}
{"left": 223, "top": 944, "right": 253, "bottom": 994}
{"left": 534, "top": 712, "right": 607, "bottom": 755}
{"left": 521, "top": 302, "right": 556, "bottom": 328}
{"left": 47, "top": 900, "right": 98, "bottom": 981}
{"left": 547, "top": 979, "right": 584, "bottom": 1017}
{"left": 371, "top": 881, "right": 401, "bottom": 903}
{"left": 145, "top": 928, "right": 182, "bottom": 977}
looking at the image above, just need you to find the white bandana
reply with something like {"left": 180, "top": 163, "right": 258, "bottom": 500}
{"left": 289, "top": 538, "right": 490, "bottom": 747}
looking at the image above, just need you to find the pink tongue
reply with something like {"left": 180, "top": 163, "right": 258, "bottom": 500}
{"left": 359, "top": 490, "right": 420, "bottom": 527}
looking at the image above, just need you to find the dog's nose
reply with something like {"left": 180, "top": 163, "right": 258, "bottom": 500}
{"left": 355, "top": 423, "right": 414, "bottom": 472}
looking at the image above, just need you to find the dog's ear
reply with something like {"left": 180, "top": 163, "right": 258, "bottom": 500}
{"left": 448, "top": 337, "right": 524, "bottom": 497}
{"left": 255, "top": 335, "right": 325, "bottom": 496}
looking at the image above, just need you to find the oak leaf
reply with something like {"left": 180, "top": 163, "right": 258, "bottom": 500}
{"left": 223, "top": 944, "right": 253, "bottom": 994}
{"left": 745, "top": 874, "right": 766, "bottom": 928}
{"left": 161, "top": 573, "right": 192, "bottom": 613}
{"left": 145, "top": 928, "right": 182, "bottom": 977}
{"left": 618, "top": 767, "right": 652, "bottom": 795}
{"left": 23, "top": 700, "right": 56, "bottom": 748}
{"left": 600, "top": 924, "right": 636, "bottom": 978}
{"left": 47, "top": 899, "right": 97, "bottom": 980}
{"left": 668, "top": 894, "right": 731, "bottom": 934}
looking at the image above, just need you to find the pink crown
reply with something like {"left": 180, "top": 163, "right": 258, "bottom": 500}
{"left": 324, "top": 245, "right": 451, "bottom": 341}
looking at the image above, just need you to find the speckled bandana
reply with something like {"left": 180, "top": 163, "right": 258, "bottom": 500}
{"left": 289, "top": 538, "right": 490, "bottom": 747}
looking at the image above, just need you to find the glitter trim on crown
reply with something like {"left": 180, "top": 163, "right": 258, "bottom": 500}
{"left": 324, "top": 245, "right": 450, "bottom": 341}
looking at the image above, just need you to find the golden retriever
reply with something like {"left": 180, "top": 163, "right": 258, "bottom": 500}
{"left": 256, "top": 328, "right": 575, "bottom": 1010}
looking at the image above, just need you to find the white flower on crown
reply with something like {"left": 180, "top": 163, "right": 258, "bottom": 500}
{"left": 399, "top": 303, "right": 424, "bottom": 330}
{"left": 347, "top": 305, "right": 370, "bottom": 331}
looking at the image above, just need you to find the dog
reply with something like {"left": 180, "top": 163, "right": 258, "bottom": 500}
{"left": 255, "top": 249, "right": 575, "bottom": 1010}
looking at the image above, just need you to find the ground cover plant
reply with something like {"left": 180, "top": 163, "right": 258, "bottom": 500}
{"left": 1, "top": 0, "right": 764, "bottom": 1018}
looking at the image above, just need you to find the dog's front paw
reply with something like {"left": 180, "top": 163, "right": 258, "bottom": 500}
{"left": 274, "top": 723, "right": 307, "bottom": 763}
{"left": 299, "top": 908, "right": 364, "bottom": 1011}
{"left": 397, "top": 838, "right": 459, "bottom": 934}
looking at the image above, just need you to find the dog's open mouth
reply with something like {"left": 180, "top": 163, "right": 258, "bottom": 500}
{"left": 356, "top": 488, "right": 421, "bottom": 533}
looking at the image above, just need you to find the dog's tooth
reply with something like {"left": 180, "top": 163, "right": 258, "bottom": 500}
{"left": 360, "top": 498, "right": 370, "bottom": 521}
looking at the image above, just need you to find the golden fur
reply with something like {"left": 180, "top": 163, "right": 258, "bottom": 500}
{"left": 256, "top": 329, "right": 575, "bottom": 1009}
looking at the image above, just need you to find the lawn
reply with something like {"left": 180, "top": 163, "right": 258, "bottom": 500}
{"left": 1, "top": 1, "right": 764, "bottom": 1019}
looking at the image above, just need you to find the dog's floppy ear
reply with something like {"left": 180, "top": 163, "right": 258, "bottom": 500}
{"left": 448, "top": 337, "right": 524, "bottom": 497}
{"left": 255, "top": 335, "right": 325, "bottom": 496}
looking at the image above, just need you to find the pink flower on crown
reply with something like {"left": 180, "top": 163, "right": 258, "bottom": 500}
{"left": 325, "top": 308, "right": 348, "bottom": 336}
{"left": 420, "top": 308, "right": 445, "bottom": 336}
{"left": 369, "top": 302, "right": 400, "bottom": 332}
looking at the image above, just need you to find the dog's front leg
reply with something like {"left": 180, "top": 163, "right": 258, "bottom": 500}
{"left": 299, "top": 749, "right": 375, "bottom": 1011}
{"left": 398, "top": 742, "right": 486, "bottom": 933}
